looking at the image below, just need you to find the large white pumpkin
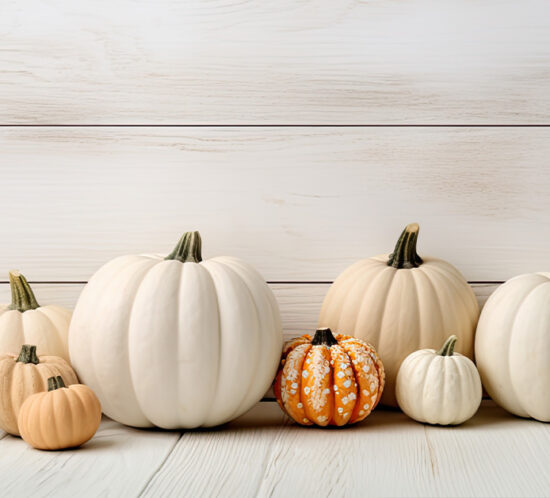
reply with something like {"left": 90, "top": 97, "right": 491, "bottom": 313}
{"left": 69, "top": 232, "right": 283, "bottom": 428}
{"left": 0, "top": 271, "right": 72, "bottom": 362}
{"left": 475, "top": 272, "right": 550, "bottom": 421}
{"left": 319, "top": 223, "right": 479, "bottom": 406}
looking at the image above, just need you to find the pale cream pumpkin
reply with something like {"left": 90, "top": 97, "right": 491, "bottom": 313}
{"left": 396, "top": 335, "right": 482, "bottom": 425}
{"left": 0, "top": 271, "right": 72, "bottom": 362}
{"left": 18, "top": 376, "right": 101, "bottom": 450}
{"left": 0, "top": 345, "right": 78, "bottom": 435}
{"left": 475, "top": 272, "right": 550, "bottom": 421}
{"left": 318, "top": 223, "right": 479, "bottom": 406}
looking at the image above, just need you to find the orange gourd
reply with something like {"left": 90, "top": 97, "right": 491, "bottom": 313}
{"left": 274, "top": 328, "right": 385, "bottom": 426}
{"left": 0, "top": 345, "right": 78, "bottom": 435}
{"left": 18, "top": 376, "right": 101, "bottom": 450}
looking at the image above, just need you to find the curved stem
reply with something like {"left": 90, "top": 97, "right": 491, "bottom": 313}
{"left": 8, "top": 271, "right": 39, "bottom": 312}
{"left": 165, "top": 231, "right": 203, "bottom": 263}
{"left": 387, "top": 223, "right": 423, "bottom": 269}
{"left": 47, "top": 376, "right": 66, "bottom": 391}
{"left": 312, "top": 328, "right": 339, "bottom": 347}
{"left": 16, "top": 344, "right": 39, "bottom": 364}
{"left": 437, "top": 335, "right": 458, "bottom": 356}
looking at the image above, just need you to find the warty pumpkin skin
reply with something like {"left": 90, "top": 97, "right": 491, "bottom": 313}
{"left": 69, "top": 231, "right": 283, "bottom": 429}
{"left": 396, "top": 335, "right": 482, "bottom": 425}
{"left": 274, "top": 328, "right": 385, "bottom": 426}
{"left": 318, "top": 223, "right": 479, "bottom": 407}
{"left": 0, "top": 345, "right": 78, "bottom": 435}
{"left": 18, "top": 376, "right": 101, "bottom": 450}
{"left": 475, "top": 272, "right": 550, "bottom": 421}
{"left": 0, "top": 271, "right": 72, "bottom": 362}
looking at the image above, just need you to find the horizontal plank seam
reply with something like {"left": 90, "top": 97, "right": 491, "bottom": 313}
{"left": 1, "top": 124, "right": 550, "bottom": 128}
{"left": 0, "top": 280, "right": 505, "bottom": 285}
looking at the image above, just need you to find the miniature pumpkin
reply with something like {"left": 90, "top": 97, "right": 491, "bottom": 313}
{"left": 475, "top": 272, "right": 550, "bottom": 421}
{"left": 0, "top": 345, "right": 78, "bottom": 435}
{"left": 18, "top": 376, "right": 101, "bottom": 450}
{"left": 396, "top": 335, "right": 482, "bottom": 425}
{"left": 318, "top": 223, "right": 479, "bottom": 406}
{"left": 274, "top": 328, "right": 385, "bottom": 426}
{"left": 0, "top": 271, "right": 72, "bottom": 362}
{"left": 69, "top": 231, "right": 283, "bottom": 429}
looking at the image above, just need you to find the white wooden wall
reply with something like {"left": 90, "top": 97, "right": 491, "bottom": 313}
{"left": 1, "top": 0, "right": 550, "bottom": 341}
{"left": 1, "top": 1, "right": 550, "bottom": 496}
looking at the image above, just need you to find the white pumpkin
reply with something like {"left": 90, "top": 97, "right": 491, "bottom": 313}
{"left": 475, "top": 272, "right": 550, "bottom": 421}
{"left": 0, "top": 271, "right": 72, "bottom": 362}
{"left": 396, "top": 335, "right": 482, "bottom": 425}
{"left": 69, "top": 231, "right": 283, "bottom": 429}
{"left": 319, "top": 223, "right": 479, "bottom": 406}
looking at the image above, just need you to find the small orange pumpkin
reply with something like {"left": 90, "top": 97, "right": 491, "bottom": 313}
{"left": 274, "top": 328, "right": 385, "bottom": 426}
{"left": 0, "top": 344, "right": 78, "bottom": 435}
{"left": 18, "top": 376, "right": 102, "bottom": 450}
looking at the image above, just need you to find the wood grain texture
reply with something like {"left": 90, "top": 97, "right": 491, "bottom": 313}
{"left": 140, "top": 401, "right": 550, "bottom": 498}
{"left": 1, "top": 0, "right": 550, "bottom": 124}
{"left": 0, "top": 417, "right": 180, "bottom": 498}
{"left": 3, "top": 127, "right": 550, "bottom": 282}
{"left": 1, "top": 402, "right": 547, "bottom": 498}
{"left": 0, "top": 283, "right": 498, "bottom": 340}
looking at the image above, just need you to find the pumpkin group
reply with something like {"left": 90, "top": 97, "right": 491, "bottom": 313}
{"left": 274, "top": 328, "right": 385, "bottom": 426}
{"left": 475, "top": 272, "right": 550, "bottom": 421}
{"left": 0, "top": 271, "right": 72, "bottom": 362}
{"left": 0, "top": 345, "right": 78, "bottom": 435}
{"left": 318, "top": 223, "right": 479, "bottom": 406}
{"left": 18, "top": 376, "right": 101, "bottom": 450}
{"left": 396, "top": 335, "right": 482, "bottom": 425}
{"left": 69, "top": 231, "right": 283, "bottom": 429}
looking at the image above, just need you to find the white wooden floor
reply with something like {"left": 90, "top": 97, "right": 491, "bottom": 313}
{"left": 0, "top": 400, "right": 548, "bottom": 498}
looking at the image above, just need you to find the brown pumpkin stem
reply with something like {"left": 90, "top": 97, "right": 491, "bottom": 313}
{"left": 387, "top": 223, "right": 423, "bottom": 269}
{"left": 16, "top": 344, "right": 39, "bottom": 364}
{"left": 8, "top": 270, "right": 40, "bottom": 312}
{"left": 165, "top": 231, "right": 203, "bottom": 263}
{"left": 437, "top": 335, "right": 458, "bottom": 356}
{"left": 312, "top": 328, "right": 339, "bottom": 347}
{"left": 47, "top": 376, "right": 66, "bottom": 391}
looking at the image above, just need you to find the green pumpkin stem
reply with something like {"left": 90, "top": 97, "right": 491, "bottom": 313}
{"left": 437, "top": 335, "right": 458, "bottom": 356}
{"left": 8, "top": 271, "right": 39, "bottom": 312}
{"left": 16, "top": 344, "right": 39, "bottom": 364}
{"left": 387, "top": 223, "right": 423, "bottom": 269}
{"left": 47, "top": 376, "right": 66, "bottom": 391}
{"left": 312, "top": 328, "right": 339, "bottom": 347}
{"left": 165, "top": 231, "right": 203, "bottom": 263}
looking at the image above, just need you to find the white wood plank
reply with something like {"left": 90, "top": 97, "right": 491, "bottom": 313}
{"left": 140, "top": 403, "right": 289, "bottom": 497}
{"left": 0, "top": 417, "right": 180, "bottom": 498}
{"left": 424, "top": 403, "right": 550, "bottom": 497}
{"left": 2, "top": 127, "right": 550, "bottom": 282}
{"left": 142, "top": 401, "right": 550, "bottom": 498}
{"left": 0, "top": 283, "right": 498, "bottom": 342}
{"left": 1, "top": 0, "right": 549, "bottom": 124}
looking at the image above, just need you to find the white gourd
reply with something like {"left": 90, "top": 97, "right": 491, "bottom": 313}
{"left": 396, "top": 335, "right": 482, "bottom": 425}
{"left": 319, "top": 223, "right": 479, "bottom": 406}
{"left": 0, "top": 271, "right": 72, "bottom": 362}
{"left": 475, "top": 272, "right": 550, "bottom": 421}
{"left": 69, "top": 231, "right": 283, "bottom": 429}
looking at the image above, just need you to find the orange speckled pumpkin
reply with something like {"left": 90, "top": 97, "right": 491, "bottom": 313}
{"left": 274, "top": 328, "right": 385, "bottom": 426}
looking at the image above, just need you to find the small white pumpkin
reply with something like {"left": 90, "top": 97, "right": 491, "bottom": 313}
{"left": 0, "top": 271, "right": 72, "bottom": 362}
{"left": 69, "top": 231, "right": 283, "bottom": 429}
{"left": 475, "top": 272, "right": 550, "bottom": 421}
{"left": 396, "top": 335, "right": 482, "bottom": 425}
